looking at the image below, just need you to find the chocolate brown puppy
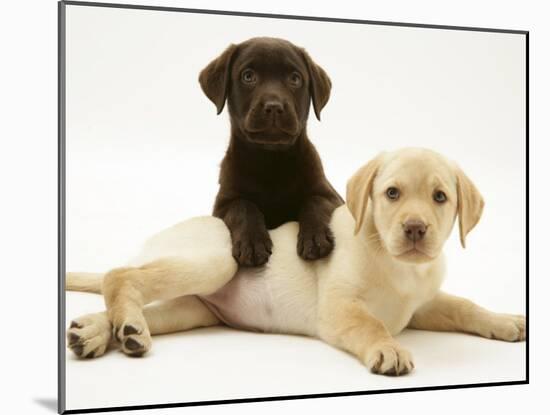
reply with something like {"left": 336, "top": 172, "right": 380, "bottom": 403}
{"left": 199, "top": 37, "right": 343, "bottom": 267}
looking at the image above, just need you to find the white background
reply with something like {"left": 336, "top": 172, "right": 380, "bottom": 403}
{"left": 0, "top": 0, "right": 545, "bottom": 414}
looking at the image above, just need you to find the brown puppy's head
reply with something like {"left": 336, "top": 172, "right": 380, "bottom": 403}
{"left": 199, "top": 37, "right": 331, "bottom": 150}
{"left": 346, "top": 148, "right": 484, "bottom": 264}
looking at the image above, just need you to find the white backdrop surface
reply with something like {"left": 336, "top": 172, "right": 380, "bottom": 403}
{"left": 63, "top": 3, "right": 527, "bottom": 411}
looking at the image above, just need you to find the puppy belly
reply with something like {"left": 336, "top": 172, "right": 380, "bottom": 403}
{"left": 199, "top": 267, "right": 317, "bottom": 336}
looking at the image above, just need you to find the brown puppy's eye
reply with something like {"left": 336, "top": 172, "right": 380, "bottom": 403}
{"left": 386, "top": 187, "right": 400, "bottom": 200}
{"left": 289, "top": 72, "right": 302, "bottom": 88}
{"left": 241, "top": 69, "right": 256, "bottom": 84}
{"left": 433, "top": 190, "right": 447, "bottom": 203}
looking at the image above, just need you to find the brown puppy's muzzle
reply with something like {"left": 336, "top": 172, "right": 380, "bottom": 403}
{"left": 263, "top": 100, "right": 284, "bottom": 117}
{"left": 244, "top": 95, "right": 301, "bottom": 146}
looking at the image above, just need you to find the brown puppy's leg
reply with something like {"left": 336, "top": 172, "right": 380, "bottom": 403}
{"left": 297, "top": 195, "right": 340, "bottom": 260}
{"left": 214, "top": 198, "right": 273, "bottom": 267}
{"left": 102, "top": 256, "right": 237, "bottom": 357}
{"left": 318, "top": 297, "right": 414, "bottom": 376}
{"left": 408, "top": 292, "right": 526, "bottom": 341}
{"left": 67, "top": 296, "right": 220, "bottom": 359}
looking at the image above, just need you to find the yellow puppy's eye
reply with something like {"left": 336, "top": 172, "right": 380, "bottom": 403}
{"left": 386, "top": 187, "right": 400, "bottom": 200}
{"left": 433, "top": 190, "right": 447, "bottom": 203}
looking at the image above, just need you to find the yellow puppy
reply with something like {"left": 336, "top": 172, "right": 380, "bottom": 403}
{"left": 66, "top": 148, "right": 525, "bottom": 375}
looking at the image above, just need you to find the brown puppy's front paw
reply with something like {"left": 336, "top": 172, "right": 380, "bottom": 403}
{"left": 482, "top": 313, "right": 526, "bottom": 342}
{"left": 364, "top": 341, "right": 414, "bottom": 376}
{"left": 112, "top": 318, "right": 152, "bottom": 357}
{"left": 232, "top": 231, "right": 273, "bottom": 267}
{"left": 297, "top": 225, "right": 335, "bottom": 260}
{"left": 67, "top": 313, "right": 112, "bottom": 359}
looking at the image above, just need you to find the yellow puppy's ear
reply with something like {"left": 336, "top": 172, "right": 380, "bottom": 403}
{"left": 346, "top": 155, "right": 382, "bottom": 235}
{"left": 456, "top": 166, "right": 485, "bottom": 248}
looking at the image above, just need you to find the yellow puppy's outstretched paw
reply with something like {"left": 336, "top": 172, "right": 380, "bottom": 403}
{"left": 484, "top": 313, "right": 526, "bottom": 342}
{"left": 67, "top": 313, "right": 113, "bottom": 359}
{"left": 364, "top": 341, "right": 414, "bottom": 376}
{"left": 112, "top": 316, "right": 152, "bottom": 358}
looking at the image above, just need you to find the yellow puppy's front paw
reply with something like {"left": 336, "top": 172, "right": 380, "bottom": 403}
{"left": 364, "top": 341, "right": 414, "bottom": 376}
{"left": 483, "top": 313, "right": 526, "bottom": 342}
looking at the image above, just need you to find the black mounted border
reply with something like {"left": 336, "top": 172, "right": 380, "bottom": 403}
{"left": 58, "top": 1, "right": 529, "bottom": 413}
{"left": 58, "top": 1, "right": 67, "bottom": 413}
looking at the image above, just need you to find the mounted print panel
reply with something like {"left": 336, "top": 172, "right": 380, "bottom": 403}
{"left": 59, "top": 1, "right": 527, "bottom": 413}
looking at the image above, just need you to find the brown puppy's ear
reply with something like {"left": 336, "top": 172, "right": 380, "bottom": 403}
{"left": 346, "top": 155, "right": 382, "bottom": 235}
{"left": 300, "top": 49, "right": 332, "bottom": 121}
{"left": 455, "top": 166, "right": 484, "bottom": 248}
{"left": 199, "top": 44, "right": 238, "bottom": 114}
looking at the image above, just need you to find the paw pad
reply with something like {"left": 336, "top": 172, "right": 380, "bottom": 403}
{"left": 123, "top": 325, "right": 140, "bottom": 336}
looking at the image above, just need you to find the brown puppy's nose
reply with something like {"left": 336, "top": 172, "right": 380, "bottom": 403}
{"left": 263, "top": 100, "right": 284, "bottom": 115}
{"left": 403, "top": 220, "right": 427, "bottom": 242}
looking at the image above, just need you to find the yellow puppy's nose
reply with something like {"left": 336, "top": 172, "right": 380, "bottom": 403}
{"left": 403, "top": 220, "right": 427, "bottom": 242}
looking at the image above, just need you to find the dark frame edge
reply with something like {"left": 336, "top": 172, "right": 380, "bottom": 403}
{"left": 62, "top": 0, "right": 528, "bottom": 35}
{"left": 58, "top": 1, "right": 67, "bottom": 414}
{"left": 525, "top": 31, "right": 530, "bottom": 384}
{"left": 63, "top": 380, "right": 528, "bottom": 414}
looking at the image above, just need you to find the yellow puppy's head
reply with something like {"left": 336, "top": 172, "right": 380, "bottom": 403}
{"left": 346, "top": 148, "right": 484, "bottom": 263}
